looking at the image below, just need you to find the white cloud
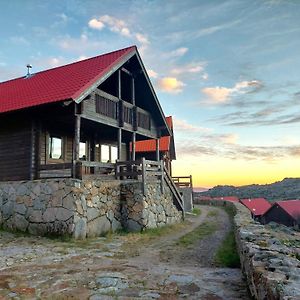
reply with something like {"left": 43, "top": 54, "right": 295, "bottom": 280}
{"left": 147, "top": 69, "right": 158, "bottom": 78}
{"left": 88, "top": 15, "right": 131, "bottom": 37}
{"left": 169, "top": 47, "right": 188, "bottom": 57}
{"left": 202, "top": 80, "right": 262, "bottom": 103}
{"left": 170, "top": 62, "right": 205, "bottom": 75}
{"left": 173, "top": 118, "right": 211, "bottom": 132}
{"left": 88, "top": 18, "right": 105, "bottom": 30}
{"left": 202, "top": 73, "right": 208, "bottom": 80}
{"left": 135, "top": 33, "right": 149, "bottom": 45}
{"left": 157, "top": 77, "right": 185, "bottom": 94}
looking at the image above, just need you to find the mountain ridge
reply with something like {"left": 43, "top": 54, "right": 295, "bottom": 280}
{"left": 197, "top": 177, "right": 300, "bottom": 202}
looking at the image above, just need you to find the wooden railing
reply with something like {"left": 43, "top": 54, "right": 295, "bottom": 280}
{"left": 95, "top": 90, "right": 151, "bottom": 131}
{"left": 95, "top": 94, "right": 118, "bottom": 120}
{"left": 39, "top": 163, "right": 72, "bottom": 178}
{"left": 172, "top": 175, "right": 193, "bottom": 188}
{"left": 115, "top": 158, "right": 184, "bottom": 215}
{"left": 75, "top": 161, "right": 115, "bottom": 179}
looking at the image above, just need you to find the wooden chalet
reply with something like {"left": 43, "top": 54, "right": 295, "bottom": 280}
{"left": 0, "top": 46, "right": 171, "bottom": 181}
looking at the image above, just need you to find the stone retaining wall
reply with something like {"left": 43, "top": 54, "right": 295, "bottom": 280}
{"left": 196, "top": 200, "right": 300, "bottom": 300}
{"left": 0, "top": 178, "right": 182, "bottom": 239}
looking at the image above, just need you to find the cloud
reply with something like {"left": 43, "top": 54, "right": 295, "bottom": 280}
{"left": 88, "top": 15, "right": 131, "bottom": 37}
{"left": 202, "top": 80, "right": 263, "bottom": 103}
{"left": 88, "top": 15, "right": 149, "bottom": 53}
{"left": 88, "top": 18, "right": 105, "bottom": 30}
{"left": 173, "top": 118, "right": 211, "bottom": 133}
{"left": 202, "top": 73, "right": 208, "bottom": 80}
{"left": 147, "top": 69, "right": 158, "bottom": 79}
{"left": 170, "top": 62, "right": 205, "bottom": 75}
{"left": 169, "top": 47, "right": 188, "bottom": 57}
{"left": 157, "top": 77, "right": 185, "bottom": 94}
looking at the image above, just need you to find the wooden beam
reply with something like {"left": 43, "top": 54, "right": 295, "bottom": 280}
{"left": 156, "top": 138, "right": 160, "bottom": 161}
{"left": 118, "top": 128, "right": 122, "bottom": 160}
{"left": 29, "top": 120, "right": 35, "bottom": 180}
{"left": 121, "top": 67, "right": 132, "bottom": 76}
{"left": 118, "top": 69, "right": 121, "bottom": 99}
{"left": 132, "top": 132, "right": 136, "bottom": 161}
{"left": 73, "top": 104, "right": 81, "bottom": 178}
{"left": 132, "top": 76, "right": 135, "bottom": 106}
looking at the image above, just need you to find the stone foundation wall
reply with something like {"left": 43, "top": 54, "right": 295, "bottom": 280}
{"left": 121, "top": 181, "right": 182, "bottom": 231}
{"left": 0, "top": 178, "right": 182, "bottom": 239}
{"left": 197, "top": 200, "right": 300, "bottom": 299}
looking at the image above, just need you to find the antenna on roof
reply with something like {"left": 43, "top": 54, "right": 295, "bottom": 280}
{"left": 26, "top": 64, "right": 32, "bottom": 78}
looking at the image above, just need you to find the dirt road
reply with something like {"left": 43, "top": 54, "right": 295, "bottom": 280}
{"left": 0, "top": 205, "right": 250, "bottom": 299}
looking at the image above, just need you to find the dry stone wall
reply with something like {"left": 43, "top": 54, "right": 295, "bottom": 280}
{"left": 0, "top": 178, "right": 182, "bottom": 239}
{"left": 197, "top": 199, "right": 300, "bottom": 300}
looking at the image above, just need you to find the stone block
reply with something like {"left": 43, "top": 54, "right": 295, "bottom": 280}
{"left": 29, "top": 210, "right": 43, "bottom": 223}
{"left": 74, "top": 217, "right": 87, "bottom": 239}
{"left": 87, "top": 215, "right": 111, "bottom": 238}
{"left": 2, "top": 201, "right": 14, "bottom": 219}
{"left": 56, "top": 208, "right": 73, "bottom": 221}
{"left": 28, "top": 223, "right": 47, "bottom": 235}
{"left": 62, "top": 195, "right": 75, "bottom": 211}
{"left": 15, "top": 203, "right": 27, "bottom": 215}
{"left": 87, "top": 207, "right": 100, "bottom": 221}
{"left": 126, "top": 219, "right": 142, "bottom": 232}
{"left": 43, "top": 207, "right": 57, "bottom": 223}
{"left": 14, "top": 214, "right": 29, "bottom": 232}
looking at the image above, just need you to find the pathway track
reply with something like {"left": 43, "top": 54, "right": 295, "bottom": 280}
{"left": 0, "top": 205, "right": 250, "bottom": 299}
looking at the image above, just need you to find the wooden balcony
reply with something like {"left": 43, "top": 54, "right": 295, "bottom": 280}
{"left": 83, "top": 89, "right": 152, "bottom": 134}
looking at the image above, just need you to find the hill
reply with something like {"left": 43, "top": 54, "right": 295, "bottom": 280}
{"left": 197, "top": 178, "right": 300, "bottom": 202}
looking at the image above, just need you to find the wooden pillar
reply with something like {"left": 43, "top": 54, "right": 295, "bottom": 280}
{"left": 29, "top": 120, "right": 35, "bottom": 180}
{"left": 73, "top": 104, "right": 81, "bottom": 178}
{"left": 132, "top": 76, "right": 135, "bottom": 105}
{"left": 132, "top": 132, "right": 136, "bottom": 161}
{"left": 118, "top": 69, "right": 121, "bottom": 99}
{"left": 118, "top": 128, "right": 122, "bottom": 160}
{"left": 156, "top": 138, "right": 160, "bottom": 161}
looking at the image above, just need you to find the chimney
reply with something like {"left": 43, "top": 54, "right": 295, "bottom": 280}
{"left": 26, "top": 64, "right": 32, "bottom": 78}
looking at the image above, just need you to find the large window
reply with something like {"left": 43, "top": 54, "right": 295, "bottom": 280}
{"left": 49, "top": 136, "right": 62, "bottom": 159}
{"left": 100, "top": 144, "right": 118, "bottom": 163}
{"left": 79, "top": 142, "right": 87, "bottom": 160}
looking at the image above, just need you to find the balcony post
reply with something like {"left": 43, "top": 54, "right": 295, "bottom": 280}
{"left": 132, "top": 131, "right": 136, "bottom": 161}
{"left": 118, "top": 128, "right": 122, "bottom": 160}
{"left": 156, "top": 137, "right": 160, "bottom": 161}
{"left": 73, "top": 104, "right": 81, "bottom": 178}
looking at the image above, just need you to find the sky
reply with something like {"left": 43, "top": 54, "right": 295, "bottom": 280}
{"left": 1, "top": 0, "right": 300, "bottom": 188}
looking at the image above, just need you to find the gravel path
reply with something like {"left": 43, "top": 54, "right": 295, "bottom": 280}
{"left": 0, "top": 205, "right": 250, "bottom": 299}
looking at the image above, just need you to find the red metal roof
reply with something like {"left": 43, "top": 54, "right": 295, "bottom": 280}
{"left": 240, "top": 198, "right": 271, "bottom": 216}
{"left": 0, "top": 46, "right": 136, "bottom": 113}
{"left": 135, "top": 116, "right": 173, "bottom": 153}
{"left": 275, "top": 200, "right": 300, "bottom": 220}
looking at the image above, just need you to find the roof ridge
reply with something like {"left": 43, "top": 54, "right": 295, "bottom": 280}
{"left": 0, "top": 45, "right": 136, "bottom": 85}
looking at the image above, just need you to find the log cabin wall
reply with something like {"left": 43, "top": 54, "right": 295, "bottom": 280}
{"left": 0, "top": 116, "right": 32, "bottom": 181}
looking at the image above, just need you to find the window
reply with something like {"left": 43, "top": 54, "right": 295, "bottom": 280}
{"left": 101, "top": 144, "right": 110, "bottom": 162}
{"left": 100, "top": 144, "right": 118, "bottom": 163}
{"left": 111, "top": 146, "right": 118, "bottom": 162}
{"left": 49, "top": 136, "right": 62, "bottom": 159}
{"left": 79, "top": 142, "right": 87, "bottom": 160}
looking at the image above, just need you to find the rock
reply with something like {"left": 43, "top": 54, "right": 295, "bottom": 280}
{"left": 56, "top": 208, "right": 73, "bottom": 221}
{"left": 43, "top": 207, "right": 57, "bottom": 223}
{"left": 14, "top": 214, "right": 28, "bottom": 231}
{"left": 74, "top": 217, "right": 87, "bottom": 239}
{"left": 29, "top": 210, "right": 43, "bottom": 223}
{"left": 126, "top": 219, "right": 142, "bottom": 232}
{"left": 87, "top": 208, "right": 100, "bottom": 221}
{"left": 87, "top": 215, "right": 111, "bottom": 237}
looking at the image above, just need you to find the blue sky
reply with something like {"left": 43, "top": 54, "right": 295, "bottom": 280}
{"left": 1, "top": 0, "right": 300, "bottom": 187}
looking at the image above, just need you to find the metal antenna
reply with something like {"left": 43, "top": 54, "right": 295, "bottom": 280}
{"left": 26, "top": 64, "right": 32, "bottom": 77}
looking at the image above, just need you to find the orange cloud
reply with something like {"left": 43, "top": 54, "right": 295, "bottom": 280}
{"left": 157, "top": 77, "right": 185, "bottom": 94}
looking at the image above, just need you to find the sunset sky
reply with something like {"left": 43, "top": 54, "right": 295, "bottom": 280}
{"left": 1, "top": 0, "right": 300, "bottom": 188}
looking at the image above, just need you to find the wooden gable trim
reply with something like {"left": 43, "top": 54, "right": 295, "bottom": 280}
{"left": 74, "top": 51, "right": 136, "bottom": 104}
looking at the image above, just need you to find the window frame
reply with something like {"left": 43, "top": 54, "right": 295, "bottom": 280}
{"left": 47, "top": 134, "right": 65, "bottom": 163}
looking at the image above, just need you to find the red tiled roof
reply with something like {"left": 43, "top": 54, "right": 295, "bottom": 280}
{"left": 240, "top": 198, "right": 271, "bottom": 216}
{"left": 135, "top": 116, "right": 173, "bottom": 153}
{"left": 275, "top": 200, "right": 300, "bottom": 220}
{"left": 0, "top": 46, "right": 136, "bottom": 113}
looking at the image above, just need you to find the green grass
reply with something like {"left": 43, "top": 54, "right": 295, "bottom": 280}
{"left": 176, "top": 222, "right": 217, "bottom": 247}
{"left": 192, "top": 207, "right": 201, "bottom": 215}
{"left": 214, "top": 205, "right": 240, "bottom": 268}
{"left": 214, "top": 230, "right": 240, "bottom": 268}
{"left": 207, "top": 210, "right": 219, "bottom": 217}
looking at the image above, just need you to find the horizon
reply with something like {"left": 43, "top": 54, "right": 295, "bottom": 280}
{"left": 1, "top": 1, "right": 300, "bottom": 187}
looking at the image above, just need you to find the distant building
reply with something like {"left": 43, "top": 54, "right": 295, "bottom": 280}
{"left": 261, "top": 200, "right": 300, "bottom": 228}
{"left": 240, "top": 198, "right": 271, "bottom": 221}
